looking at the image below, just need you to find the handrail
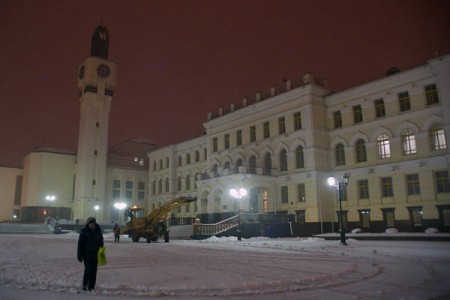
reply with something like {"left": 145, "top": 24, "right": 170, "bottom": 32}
{"left": 193, "top": 215, "right": 239, "bottom": 236}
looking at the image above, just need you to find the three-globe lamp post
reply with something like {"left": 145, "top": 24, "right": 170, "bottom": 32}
{"left": 327, "top": 173, "right": 350, "bottom": 245}
{"left": 229, "top": 188, "right": 247, "bottom": 241}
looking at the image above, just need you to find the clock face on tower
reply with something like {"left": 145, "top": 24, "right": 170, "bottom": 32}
{"left": 97, "top": 64, "right": 110, "bottom": 77}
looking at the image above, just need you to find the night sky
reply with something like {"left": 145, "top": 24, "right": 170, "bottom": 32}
{"left": 1, "top": 0, "right": 450, "bottom": 168}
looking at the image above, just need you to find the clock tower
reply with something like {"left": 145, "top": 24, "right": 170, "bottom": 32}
{"left": 73, "top": 24, "right": 118, "bottom": 221}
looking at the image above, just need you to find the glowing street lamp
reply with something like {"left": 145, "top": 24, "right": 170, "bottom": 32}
{"left": 46, "top": 195, "right": 56, "bottom": 218}
{"left": 93, "top": 205, "right": 100, "bottom": 218}
{"left": 229, "top": 188, "right": 247, "bottom": 241}
{"left": 114, "top": 202, "right": 127, "bottom": 226}
{"left": 327, "top": 173, "right": 350, "bottom": 245}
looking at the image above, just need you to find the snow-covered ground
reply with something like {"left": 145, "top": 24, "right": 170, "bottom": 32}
{"left": 1, "top": 232, "right": 449, "bottom": 300}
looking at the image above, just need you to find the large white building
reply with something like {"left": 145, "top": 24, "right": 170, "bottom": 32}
{"left": 148, "top": 54, "right": 450, "bottom": 236}
{"left": 0, "top": 24, "right": 449, "bottom": 236}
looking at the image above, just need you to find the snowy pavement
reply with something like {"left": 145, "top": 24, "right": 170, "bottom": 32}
{"left": 0, "top": 233, "right": 449, "bottom": 299}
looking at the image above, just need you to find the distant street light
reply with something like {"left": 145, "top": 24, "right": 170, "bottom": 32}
{"left": 229, "top": 188, "right": 248, "bottom": 241}
{"left": 114, "top": 202, "right": 127, "bottom": 226}
{"left": 327, "top": 173, "right": 350, "bottom": 245}
{"left": 93, "top": 205, "right": 100, "bottom": 218}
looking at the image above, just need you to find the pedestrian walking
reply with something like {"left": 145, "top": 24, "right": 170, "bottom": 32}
{"left": 77, "top": 217, "right": 104, "bottom": 291}
{"left": 113, "top": 223, "right": 120, "bottom": 242}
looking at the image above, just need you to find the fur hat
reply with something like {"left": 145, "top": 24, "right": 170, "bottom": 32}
{"left": 86, "top": 217, "right": 96, "bottom": 226}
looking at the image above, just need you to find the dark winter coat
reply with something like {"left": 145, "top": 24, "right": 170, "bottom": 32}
{"left": 77, "top": 224, "right": 104, "bottom": 262}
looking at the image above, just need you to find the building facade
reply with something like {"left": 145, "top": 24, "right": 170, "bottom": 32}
{"left": 148, "top": 54, "right": 450, "bottom": 235}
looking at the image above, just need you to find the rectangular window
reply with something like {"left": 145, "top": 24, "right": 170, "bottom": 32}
{"left": 294, "top": 111, "right": 302, "bottom": 130}
{"left": 374, "top": 99, "right": 385, "bottom": 118}
{"left": 358, "top": 180, "right": 369, "bottom": 199}
{"left": 353, "top": 105, "right": 363, "bottom": 123}
{"left": 112, "top": 179, "right": 120, "bottom": 199}
{"left": 126, "top": 181, "right": 133, "bottom": 190}
{"left": 435, "top": 170, "right": 450, "bottom": 193}
{"left": 250, "top": 126, "right": 256, "bottom": 142}
{"left": 138, "top": 181, "right": 145, "bottom": 190}
{"left": 236, "top": 129, "right": 242, "bottom": 146}
{"left": 360, "top": 210, "right": 370, "bottom": 228}
{"left": 213, "top": 137, "right": 218, "bottom": 152}
{"left": 224, "top": 134, "right": 230, "bottom": 149}
{"left": 297, "top": 183, "right": 306, "bottom": 202}
{"left": 112, "top": 190, "right": 120, "bottom": 198}
{"left": 406, "top": 174, "right": 420, "bottom": 195}
{"left": 409, "top": 208, "right": 423, "bottom": 227}
{"left": 399, "top": 91, "right": 411, "bottom": 112}
{"left": 113, "top": 179, "right": 120, "bottom": 189}
{"left": 281, "top": 186, "right": 288, "bottom": 204}
{"left": 333, "top": 111, "right": 342, "bottom": 128}
{"left": 263, "top": 121, "right": 270, "bottom": 139}
{"left": 14, "top": 175, "right": 23, "bottom": 205}
{"left": 381, "top": 177, "right": 393, "bottom": 197}
{"left": 296, "top": 210, "right": 305, "bottom": 223}
{"left": 138, "top": 191, "right": 145, "bottom": 201}
{"left": 278, "top": 117, "right": 286, "bottom": 135}
{"left": 383, "top": 209, "right": 395, "bottom": 227}
{"left": 425, "top": 84, "right": 439, "bottom": 105}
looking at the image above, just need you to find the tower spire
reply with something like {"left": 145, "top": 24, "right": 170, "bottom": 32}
{"left": 90, "top": 23, "right": 109, "bottom": 59}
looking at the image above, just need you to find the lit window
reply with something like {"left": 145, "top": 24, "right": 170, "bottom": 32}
{"left": 406, "top": 174, "right": 420, "bottom": 195}
{"left": 375, "top": 99, "right": 385, "bottom": 118}
{"left": 377, "top": 134, "right": 391, "bottom": 159}
{"left": 430, "top": 126, "right": 447, "bottom": 150}
{"left": 402, "top": 130, "right": 417, "bottom": 155}
{"left": 353, "top": 105, "right": 363, "bottom": 123}
{"left": 381, "top": 177, "right": 393, "bottom": 197}
{"left": 425, "top": 84, "right": 439, "bottom": 105}
{"left": 399, "top": 91, "right": 410, "bottom": 112}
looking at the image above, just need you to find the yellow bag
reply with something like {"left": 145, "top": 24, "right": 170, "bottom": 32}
{"left": 97, "top": 246, "right": 107, "bottom": 266}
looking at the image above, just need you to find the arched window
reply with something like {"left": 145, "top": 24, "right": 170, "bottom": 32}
{"left": 195, "top": 151, "right": 200, "bottom": 162}
{"left": 280, "top": 149, "right": 288, "bottom": 171}
{"left": 158, "top": 179, "right": 162, "bottom": 194}
{"left": 335, "top": 143, "right": 346, "bottom": 166}
{"left": 236, "top": 158, "right": 243, "bottom": 169}
{"left": 152, "top": 181, "right": 156, "bottom": 195}
{"left": 249, "top": 156, "right": 256, "bottom": 174}
{"left": 430, "top": 125, "right": 447, "bottom": 150}
{"left": 165, "top": 178, "right": 169, "bottom": 193}
{"left": 296, "top": 145, "right": 304, "bottom": 168}
{"left": 186, "top": 153, "right": 191, "bottom": 164}
{"left": 264, "top": 153, "right": 272, "bottom": 175}
{"left": 159, "top": 159, "right": 163, "bottom": 169}
{"left": 377, "top": 134, "right": 391, "bottom": 159}
{"left": 166, "top": 157, "right": 169, "bottom": 168}
{"left": 402, "top": 129, "right": 417, "bottom": 155}
{"left": 177, "top": 176, "right": 182, "bottom": 191}
{"left": 178, "top": 156, "right": 182, "bottom": 166}
{"left": 186, "top": 175, "right": 191, "bottom": 190}
{"left": 355, "top": 139, "right": 367, "bottom": 162}
{"left": 212, "top": 164, "right": 219, "bottom": 177}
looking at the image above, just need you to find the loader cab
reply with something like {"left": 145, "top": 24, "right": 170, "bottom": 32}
{"left": 126, "top": 205, "right": 145, "bottom": 223}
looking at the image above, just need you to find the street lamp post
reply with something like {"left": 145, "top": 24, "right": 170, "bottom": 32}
{"left": 327, "top": 173, "right": 350, "bottom": 245}
{"left": 93, "top": 205, "right": 100, "bottom": 218}
{"left": 46, "top": 195, "right": 56, "bottom": 218}
{"left": 114, "top": 202, "right": 127, "bottom": 226}
{"left": 229, "top": 188, "right": 248, "bottom": 241}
